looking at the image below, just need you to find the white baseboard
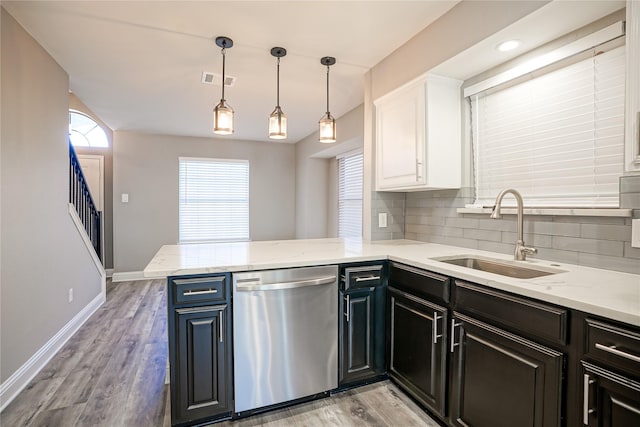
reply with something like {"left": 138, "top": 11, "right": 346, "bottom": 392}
{"left": 105, "top": 268, "right": 114, "bottom": 278}
{"left": 111, "top": 271, "right": 147, "bottom": 282}
{"left": 0, "top": 292, "right": 105, "bottom": 411}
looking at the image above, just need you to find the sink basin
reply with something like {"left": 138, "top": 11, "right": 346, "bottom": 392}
{"left": 433, "top": 256, "right": 565, "bottom": 279}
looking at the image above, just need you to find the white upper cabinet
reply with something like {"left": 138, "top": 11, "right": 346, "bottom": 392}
{"left": 375, "top": 74, "right": 462, "bottom": 191}
{"left": 626, "top": 0, "right": 640, "bottom": 174}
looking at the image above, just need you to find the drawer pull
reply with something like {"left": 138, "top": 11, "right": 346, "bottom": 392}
{"left": 354, "top": 275, "right": 380, "bottom": 282}
{"left": 595, "top": 343, "right": 640, "bottom": 363}
{"left": 583, "top": 373, "right": 595, "bottom": 425}
{"left": 183, "top": 288, "right": 218, "bottom": 296}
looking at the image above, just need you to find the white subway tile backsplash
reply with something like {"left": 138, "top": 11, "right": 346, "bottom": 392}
{"left": 381, "top": 188, "right": 638, "bottom": 274}
{"left": 551, "top": 236, "right": 623, "bottom": 257}
{"left": 580, "top": 224, "right": 631, "bottom": 242}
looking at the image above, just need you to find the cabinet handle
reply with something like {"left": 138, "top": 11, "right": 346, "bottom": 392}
{"left": 450, "top": 318, "right": 462, "bottom": 353}
{"left": 433, "top": 312, "right": 443, "bottom": 344}
{"left": 415, "top": 160, "right": 423, "bottom": 181}
{"left": 354, "top": 275, "right": 380, "bottom": 282}
{"left": 583, "top": 373, "right": 595, "bottom": 425}
{"left": 595, "top": 343, "right": 640, "bottom": 363}
{"left": 219, "top": 311, "right": 224, "bottom": 343}
{"left": 183, "top": 288, "right": 218, "bottom": 296}
{"left": 346, "top": 295, "right": 350, "bottom": 323}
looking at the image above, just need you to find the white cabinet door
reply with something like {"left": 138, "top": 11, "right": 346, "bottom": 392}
{"left": 375, "top": 79, "right": 425, "bottom": 190}
{"left": 626, "top": 0, "right": 640, "bottom": 173}
{"left": 375, "top": 74, "right": 462, "bottom": 192}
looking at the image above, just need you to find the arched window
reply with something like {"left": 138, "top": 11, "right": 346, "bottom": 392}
{"left": 69, "top": 110, "right": 109, "bottom": 148}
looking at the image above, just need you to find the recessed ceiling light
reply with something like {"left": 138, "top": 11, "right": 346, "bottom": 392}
{"left": 497, "top": 40, "right": 521, "bottom": 52}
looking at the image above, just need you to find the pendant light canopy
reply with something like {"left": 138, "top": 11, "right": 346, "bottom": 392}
{"left": 213, "top": 36, "right": 234, "bottom": 135}
{"left": 269, "top": 47, "right": 287, "bottom": 140}
{"left": 319, "top": 56, "right": 336, "bottom": 143}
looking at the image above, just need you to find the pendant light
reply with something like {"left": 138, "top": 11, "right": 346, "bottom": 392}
{"left": 269, "top": 47, "right": 287, "bottom": 140}
{"left": 213, "top": 36, "right": 234, "bottom": 135}
{"left": 319, "top": 56, "right": 336, "bottom": 143}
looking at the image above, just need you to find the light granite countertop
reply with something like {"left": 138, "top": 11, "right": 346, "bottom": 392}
{"left": 144, "top": 238, "right": 640, "bottom": 327}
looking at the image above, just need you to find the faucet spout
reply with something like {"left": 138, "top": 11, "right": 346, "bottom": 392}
{"left": 490, "top": 189, "right": 536, "bottom": 261}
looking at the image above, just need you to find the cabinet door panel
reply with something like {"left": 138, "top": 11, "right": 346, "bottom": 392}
{"left": 389, "top": 288, "right": 446, "bottom": 416}
{"left": 175, "top": 305, "right": 229, "bottom": 423}
{"left": 450, "top": 313, "right": 563, "bottom": 427}
{"left": 340, "top": 286, "right": 385, "bottom": 385}
{"left": 582, "top": 362, "right": 640, "bottom": 427}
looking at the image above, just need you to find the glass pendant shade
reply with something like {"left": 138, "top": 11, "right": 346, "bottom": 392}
{"left": 213, "top": 99, "right": 234, "bottom": 135}
{"left": 319, "top": 113, "right": 336, "bottom": 143}
{"left": 269, "top": 106, "right": 287, "bottom": 139}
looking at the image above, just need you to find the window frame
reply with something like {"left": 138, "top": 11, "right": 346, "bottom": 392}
{"left": 337, "top": 149, "right": 364, "bottom": 238}
{"left": 178, "top": 157, "right": 250, "bottom": 244}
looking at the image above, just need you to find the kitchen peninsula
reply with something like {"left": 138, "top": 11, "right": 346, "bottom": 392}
{"left": 145, "top": 238, "right": 640, "bottom": 427}
{"left": 145, "top": 238, "right": 639, "bottom": 325}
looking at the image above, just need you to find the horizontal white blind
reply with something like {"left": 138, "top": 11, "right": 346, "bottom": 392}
{"left": 338, "top": 151, "right": 363, "bottom": 238}
{"left": 179, "top": 158, "right": 249, "bottom": 243}
{"left": 472, "top": 45, "right": 625, "bottom": 207}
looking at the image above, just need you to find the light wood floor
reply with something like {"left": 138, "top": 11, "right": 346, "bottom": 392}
{"left": 1, "top": 279, "right": 440, "bottom": 427}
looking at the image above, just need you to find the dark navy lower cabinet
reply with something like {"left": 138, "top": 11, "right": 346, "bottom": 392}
{"left": 168, "top": 273, "right": 232, "bottom": 426}
{"left": 339, "top": 263, "right": 386, "bottom": 386}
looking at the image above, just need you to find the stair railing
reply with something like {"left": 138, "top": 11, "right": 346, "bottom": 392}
{"left": 69, "top": 141, "right": 102, "bottom": 261}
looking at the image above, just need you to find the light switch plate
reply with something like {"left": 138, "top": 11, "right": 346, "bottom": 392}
{"left": 121, "top": 193, "right": 129, "bottom": 203}
{"left": 632, "top": 219, "right": 640, "bottom": 248}
{"left": 378, "top": 212, "right": 388, "bottom": 228}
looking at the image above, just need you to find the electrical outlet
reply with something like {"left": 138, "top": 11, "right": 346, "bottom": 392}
{"left": 68, "top": 288, "right": 74, "bottom": 303}
{"left": 378, "top": 212, "right": 388, "bottom": 228}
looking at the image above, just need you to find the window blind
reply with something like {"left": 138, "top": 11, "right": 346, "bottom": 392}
{"left": 338, "top": 151, "right": 363, "bottom": 238}
{"left": 179, "top": 157, "right": 249, "bottom": 243}
{"left": 471, "top": 45, "right": 625, "bottom": 207}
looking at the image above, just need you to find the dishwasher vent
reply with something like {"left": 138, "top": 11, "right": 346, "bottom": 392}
{"left": 201, "top": 71, "right": 236, "bottom": 87}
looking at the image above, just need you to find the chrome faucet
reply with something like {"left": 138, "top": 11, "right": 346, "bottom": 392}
{"left": 490, "top": 189, "right": 537, "bottom": 261}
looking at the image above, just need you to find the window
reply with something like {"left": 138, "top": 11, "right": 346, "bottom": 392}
{"left": 69, "top": 110, "right": 109, "bottom": 147}
{"left": 470, "top": 44, "right": 625, "bottom": 207}
{"left": 338, "top": 151, "right": 363, "bottom": 238}
{"left": 179, "top": 158, "right": 249, "bottom": 243}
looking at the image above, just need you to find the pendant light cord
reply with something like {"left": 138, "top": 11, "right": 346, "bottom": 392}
{"left": 276, "top": 57, "right": 280, "bottom": 107}
{"left": 326, "top": 64, "right": 330, "bottom": 114}
{"left": 221, "top": 45, "right": 226, "bottom": 101}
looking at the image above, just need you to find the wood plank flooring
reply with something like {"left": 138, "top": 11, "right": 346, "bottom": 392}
{"left": 1, "top": 279, "right": 440, "bottom": 427}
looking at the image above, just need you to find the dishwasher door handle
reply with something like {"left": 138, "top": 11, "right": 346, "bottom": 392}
{"left": 236, "top": 275, "right": 337, "bottom": 291}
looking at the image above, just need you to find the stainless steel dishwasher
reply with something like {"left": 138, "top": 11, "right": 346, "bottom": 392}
{"left": 233, "top": 265, "right": 338, "bottom": 414}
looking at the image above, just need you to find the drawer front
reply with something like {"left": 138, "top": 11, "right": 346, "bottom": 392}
{"left": 343, "top": 265, "right": 384, "bottom": 291}
{"left": 389, "top": 262, "right": 449, "bottom": 303}
{"left": 172, "top": 275, "right": 227, "bottom": 305}
{"left": 455, "top": 280, "right": 568, "bottom": 346}
{"left": 586, "top": 319, "right": 640, "bottom": 377}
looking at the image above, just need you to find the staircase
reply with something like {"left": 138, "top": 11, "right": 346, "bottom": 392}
{"left": 69, "top": 142, "right": 102, "bottom": 261}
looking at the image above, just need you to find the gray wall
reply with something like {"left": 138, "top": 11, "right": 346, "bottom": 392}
{"left": 70, "top": 93, "right": 114, "bottom": 270}
{"left": 1, "top": 8, "right": 103, "bottom": 382}
{"left": 112, "top": 131, "right": 296, "bottom": 273}
{"left": 295, "top": 105, "right": 364, "bottom": 238}
{"left": 404, "top": 188, "right": 640, "bottom": 275}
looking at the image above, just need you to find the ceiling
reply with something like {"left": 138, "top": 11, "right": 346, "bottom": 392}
{"left": 3, "top": 1, "right": 460, "bottom": 143}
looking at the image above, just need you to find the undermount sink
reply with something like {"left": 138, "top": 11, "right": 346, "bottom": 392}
{"left": 433, "top": 255, "right": 565, "bottom": 279}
